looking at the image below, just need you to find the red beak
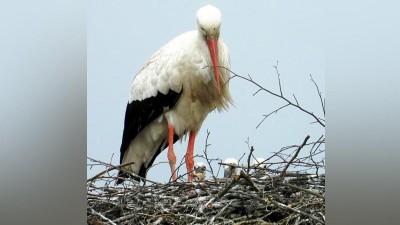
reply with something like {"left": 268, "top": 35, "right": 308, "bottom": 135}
{"left": 207, "top": 37, "right": 220, "bottom": 93}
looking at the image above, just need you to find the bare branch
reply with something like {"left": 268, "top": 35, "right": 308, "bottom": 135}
{"left": 293, "top": 94, "right": 299, "bottom": 106}
{"left": 247, "top": 146, "right": 255, "bottom": 173}
{"left": 256, "top": 103, "right": 290, "bottom": 129}
{"left": 274, "top": 60, "right": 283, "bottom": 96}
{"left": 280, "top": 135, "right": 311, "bottom": 178}
{"left": 310, "top": 74, "right": 325, "bottom": 116}
{"left": 203, "top": 129, "right": 218, "bottom": 181}
{"left": 219, "top": 66, "right": 325, "bottom": 127}
{"left": 89, "top": 207, "right": 117, "bottom": 225}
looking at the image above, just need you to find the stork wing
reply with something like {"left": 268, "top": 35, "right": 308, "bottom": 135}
{"left": 128, "top": 31, "right": 198, "bottom": 102}
{"left": 118, "top": 32, "right": 198, "bottom": 183}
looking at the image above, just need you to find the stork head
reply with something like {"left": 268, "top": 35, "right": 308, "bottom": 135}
{"left": 196, "top": 5, "right": 222, "bottom": 93}
{"left": 193, "top": 162, "right": 207, "bottom": 181}
{"left": 223, "top": 158, "right": 238, "bottom": 178}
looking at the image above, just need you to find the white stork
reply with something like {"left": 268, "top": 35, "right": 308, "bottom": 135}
{"left": 223, "top": 158, "right": 238, "bottom": 178}
{"left": 117, "top": 5, "right": 232, "bottom": 184}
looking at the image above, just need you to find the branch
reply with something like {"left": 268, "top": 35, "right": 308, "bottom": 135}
{"left": 247, "top": 146, "right": 255, "bottom": 173}
{"left": 203, "top": 129, "right": 218, "bottom": 181}
{"left": 274, "top": 60, "right": 283, "bottom": 96}
{"left": 310, "top": 74, "right": 325, "bottom": 116}
{"left": 239, "top": 170, "right": 259, "bottom": 192}
{"left": 220, "top": 65, "right": 325, "bottom": 128}
{"left": 89, "top": 208, "right": 117, "bottom": 225}
{"left": 87, "top": 157, "right": 161, "bottom": 185}
{"left": 282, "top": 183, "right": 325, "bottom": 199}
{"left": 280, "top": 135, "right": 310, "bottom": 178}
{"left": 268, "top": 196, "right": 325, "bottom": 224}
{"left": 256, "top": 103, "right": 290, "bottom": 129}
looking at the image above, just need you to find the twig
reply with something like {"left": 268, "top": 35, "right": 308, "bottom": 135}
{"left": 256, "top": 103, "right": 290, "bottom": 129}
{"left": 239, "top": 170, "right": 259, "bottom": 192}
{"left": 203, "top": 129, "right": 218, "bottom": 181}
{"left": 210, "top": 200, "right": 233, "bottom": 224}
{"left": 219, "top": 66, "right": 325, "bottom": 128}
{"left": 112, "top": 213, "right": 136, "bottom": 224}
{"left": 280, "top": 135, "right": 311, "bottom": 178}
{"left": 282, "top": 183, "right": 325, "bottom": 199}
{"left": 310, "top": 74, "right": 325, "bottom": 116}
{"left": 216, "top": 176, "right": 239, "bottom": 200}
{"left": 247, "top": 146, "right": 255, "bottom": 173}
{"left": 293, "top": 94, "right": 299, "bottom": 106}
{"left": 274, "top": 61, "right": 283, "bottom": 96}
{"left": 87, "top": 161, "right": 135, "bottom": 183}
{"left": 268, "top": 197, "right": 325, "bottom": 224}
{"left": 90, "top": 207, "right": 117, "bottom": 225}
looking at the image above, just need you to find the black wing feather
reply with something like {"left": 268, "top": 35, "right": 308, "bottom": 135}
{"left": 117, "top": 90, "right": 182, "bottom": 184}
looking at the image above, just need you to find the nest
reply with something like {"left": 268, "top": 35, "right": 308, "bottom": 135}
{"left": 88, "top": 134, "right": 325, "bottom": 224}
{"left": 88, "top": 168, "right": 324, "bottom": 225}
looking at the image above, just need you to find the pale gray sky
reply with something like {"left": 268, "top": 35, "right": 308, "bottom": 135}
{"left": 87, "top": 1, "right": 325, "bottom": 181}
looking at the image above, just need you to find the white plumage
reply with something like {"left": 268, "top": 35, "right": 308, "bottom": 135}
{"left": 252, "top": 158, "right": 266, "bottom": 168}
{"left": 223, "top": 158, "right": 239, "bottom": 178}
{"left": 252, "top": 158, "right": 267, "bottom": 175}
{"left": 193, "top": 162, "right": 207, "bottom": 181}
{"left": 117, "top": 5, "right": 232, "bottom": 184}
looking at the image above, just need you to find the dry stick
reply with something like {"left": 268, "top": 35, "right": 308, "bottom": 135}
{"left": 274, "top": 61, "right": 283, "bottom": 96}
{"left": 293, "top": 94, "right": 300, "bottom": 106}
{"left": 87, "top": 156, "right": 115, "bottom": 167}
{"left": 282, "top": 183, "right": 325, "bottom": 199}
{"left": 176, "top": 192, "right": 199, "bottom": 202}
{"left": 268, "top": 196, "right": 325, "bottom": 225}
{"left": 280, "top": 135, "right": 311, "bottom": 178}
{"left": 87, "top": 161, "right": 135, "bottom": 183}
{"left": 237, "top": 152, "right": 246, "bottom": 165}
{"left": 237, "top": 218, "right": 272, "bottom": 225}
{"left": 216, "top": 177, "right": 239, "bottom": 200}
{"left": 209, "top": 171, "right": 258, "bottom": 209}
{"left": 310, "top": 135, "right": 325, "bottom": 176}
{"left": 256, "top": 103, "right": 290, "bottom": 129}
{"left": 217, "top": 66, "right": 325, "bottom": 128}
{"left": 239, "top": 170, "right": 259, "bottom": 192}
{"left": 90, "top": 208, "right": 117, "bottom": 225}
{"left": 112, "top": 213, "right": 137, "bottom": 224}
{"left": 153, "top": 217, "right": 164, "bottom": 225}
{"left": 87, "top": 157, "right": 161, "bottom": 185}
{"left": 310, "top": 74, "right": 325, "bottom": 116}
{"left": 122, "top": 171, "right": 162, "bottom": 185}
{"left": 210, "top": 200, "right": 233, "bottom": 224}
{"left": 247, "top": 146, "right": 255, "bottom": 173}
{"left": 200, "top": 177, "right": 240, "bottom": 212}
{"left": 203, "top": 129, "right": 218, "bottom": 181}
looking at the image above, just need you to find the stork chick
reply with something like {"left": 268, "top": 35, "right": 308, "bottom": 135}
{"left": 223, "top": 158, "right": 238, "bottom": 178}
{"left": 252, "top": 158, "right": 267, "bottom": 174}
{"left": 193, "top": 162, "right": 207, "bottom": 181}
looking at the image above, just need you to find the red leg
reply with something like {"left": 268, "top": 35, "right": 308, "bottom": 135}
{"left": 185, "top": 131, "right": 196, "bottom": 182}
{"left": 167, "top": 124, "right": 177, "bottom": 181}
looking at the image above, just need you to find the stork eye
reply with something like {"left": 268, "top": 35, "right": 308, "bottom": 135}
{"left": 201, "top": 27, "right": 205, "bottom": 31}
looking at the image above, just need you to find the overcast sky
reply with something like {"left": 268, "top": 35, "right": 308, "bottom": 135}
{"left": 87, "top": 1, "right": 325, "bottom": 182}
